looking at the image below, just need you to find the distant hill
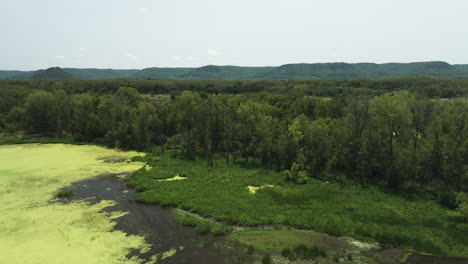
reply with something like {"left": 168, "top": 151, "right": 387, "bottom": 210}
{"left": 263, "top": 61, "right": 462, "bottom": 79}
{"left": 182, "top": 65, "right": 274, "bottom": 79}
{"left": 372, "top": 61, "right": 460, "bottom": 78}
{"left": 145, "top": 62, "right": 464, "bottom": 79}
{"left": 1, "top": 62, "right": 467, "bottom": 80}
{"left": 133, "top": 65, "right": 274, "bottom": 80}
{"left": 133, "top": 62, "right": 467, "bottom": 79}
{"left": 32, "top": 67, "right": 75, "bottom": 79}
{"left": 0, "top": 70, "right": 31, "bottom": 79}
{"left": 63, "top": 68, "right": 139, "bottom": 79}
{"left": 0, "top": 68, "right": 137, "bottom": 79}
{"left": 265, "top": 63, "right": 358, "bottom": 79}
{"left": 133, "top": 67, "right": 193, "bottom": 79}
{"left": 454, "top": 64, "right": 468, "bottom": 77}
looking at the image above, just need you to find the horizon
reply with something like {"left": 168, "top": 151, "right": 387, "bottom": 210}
{"left": 2, "top": 0, "right": 468, "bottom": 70}
{"left": 2, "top": 60, "right": 467, "bottom": 72}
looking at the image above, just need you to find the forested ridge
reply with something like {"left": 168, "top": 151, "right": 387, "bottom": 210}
{"left": 2, "top": 61, "right": 468, "bottom": 80}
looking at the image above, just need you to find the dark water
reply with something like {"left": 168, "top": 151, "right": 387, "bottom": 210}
{"left": 58, "top": 173, "right": 468, "bottom": 264}
{"left": 59, "top": 172, "right": 229, "bottom": 264}
{"left": 404, "top": 254, "right": 468, "bottom": 264}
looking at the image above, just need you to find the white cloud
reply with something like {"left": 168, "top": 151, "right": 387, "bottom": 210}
{"left": 207, "top": 49, "right": 222, "bottom": 56}
{"left": 126, "top": 53, "right": 138, "bottom": 61}
{"left": 55, "top": 55, "right": 65, "bottom": 60}
{"left": 76, "top": 48, "right": 86, "bottom": 58}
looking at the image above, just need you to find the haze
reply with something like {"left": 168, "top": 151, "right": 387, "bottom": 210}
{"left": 2, "top": 0, "right": 468, "bottom": 70}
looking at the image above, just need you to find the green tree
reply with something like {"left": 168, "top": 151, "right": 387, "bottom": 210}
{"left": 24, "top": 91, "right": 57, "bottom": 133}
{"left": 54, "top": 90, "right": 74, "bottom": 136}
{"left": 132, "top": 102, "right": 161, "bottom": 151}
{"left": 368, "top": 92, "right": 413, "bottom": 188}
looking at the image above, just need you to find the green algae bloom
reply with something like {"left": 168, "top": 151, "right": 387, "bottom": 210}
{"left": 158, "top": 174, "right": 187, "bottom": 181}
{"left": 0, "top": 144, "right": 158, "bottom": 264}
{"left": 246, "top": 184, "right": 275, "bottom": 194}
{"left": 161, "top": 248, "right": 178, "bottom": 260}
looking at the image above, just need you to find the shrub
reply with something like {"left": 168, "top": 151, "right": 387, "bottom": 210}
{"left": 437, "top": 191, "right": 457, "bottom": 209}
{"left": 282, "top": 244, "right": 326, "bottom": 261}
{"left": 211, "top": 224, "right": 230, "bottom": 236}
{"left": 247, "top": 245, "right": 255, "bottom": 255}
{"left": 175, "top": 214, "right": 198, "bottom": 226}
{"left": 283, "top": 163, "right": 308, "bottom": 184}
{"left": 308, "top": 245, "right": 327, "bottom": 258}
{"left": 293, "top": 244, "right": 310, "bottom": 259}
{"left": 262, "top": 254, "right": 272, "bottom": 264}
{"left": 456, "top": 192, "right": 468, "bottom": 219}
{"left": 281, "top": 247, "right": 296, "bottom": 260}
{"left": 195, "top": 220, "right": 212, "bottom": 234}
{"left": 56, "top": 189, "right": 74, "bottom": 199}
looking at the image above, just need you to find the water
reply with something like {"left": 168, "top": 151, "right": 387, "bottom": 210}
{"left": 62, "top": 172, "right": 229, "bottom": 264}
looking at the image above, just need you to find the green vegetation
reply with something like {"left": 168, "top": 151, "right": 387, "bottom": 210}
{"left": 133, "top": 67, "right": 194, "bottom": 79}
{"left": 454, "top": 64, "right": 468, "bottom": 77}
{"left": 281, "top": 244, "right": 327, "bottom": 261}
{"left": 0, "top": 135, "right": 79, "bottom": 145}
{"left": 2, "top": 61, "right": 468, "bottom": 79}
{"left": 0, "top": 77, "right": 466, "bottom": 258}
{"left": 127, "top": 153, "right": 468, "bottom": 256}
{"left": 55, "top": 189, "right": 74, "bottom": 199}
{"left": 1, "top": 84, "right": 466, "bottom": 195}
{"left": 261, "top": 254, "right": 272, "bottom": 264}
{"left": 0, "top": 70, "right": 26, "bottom": 79}
{"left": 64, "top": 68, "right": 138, "bottom": 79}
{"left": 1, "top": 76, "right": 467, "bottom": 98}
{"left": 175, "top": 211, "right": 230, "bottom": 235}
{"left": 32, "top": 67, "right": 75, "bottom": 79}
{"left": 228, "top": 230, "right": 346, "bottom": 252}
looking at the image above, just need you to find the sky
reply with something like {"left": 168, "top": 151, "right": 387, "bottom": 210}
{"left": 1, "top": 0, "right": 468, "bottom": 70}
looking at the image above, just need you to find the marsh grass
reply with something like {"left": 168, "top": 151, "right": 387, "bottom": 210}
{"left": 175, "top": 212, "right": 230, "bottom": 236}
{"left": 281, "top": 244, "right": 327, "bottom": 261}
{"left": 127, "top": 153, "right": 468, "bottom": 257}
{"left": 56, "top": 189, "right": 74, "bottom": 199}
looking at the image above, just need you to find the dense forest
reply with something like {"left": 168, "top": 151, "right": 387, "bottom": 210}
{"left": 1, "top": 78, "right": 467, "bottom": 205}
{"left": 2, "top": 61, "right": 468, "bottom": 80}
{"left": 1, "top": 76, "right": 468, "bottom": 97}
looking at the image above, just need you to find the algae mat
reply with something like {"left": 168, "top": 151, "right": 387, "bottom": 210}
{"left": 0, "top": 144, "right": 156, "bottom": 264}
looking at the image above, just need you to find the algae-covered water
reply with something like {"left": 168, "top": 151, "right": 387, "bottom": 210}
{"left": 0, "top": 144, "right": 155, "bottom": 264}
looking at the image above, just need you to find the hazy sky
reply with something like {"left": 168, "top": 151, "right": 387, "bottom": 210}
{"left": 2, "top": 0, "right": 468, "bottom": 70}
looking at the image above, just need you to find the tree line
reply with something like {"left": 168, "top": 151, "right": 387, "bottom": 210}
{"left": 0, "top": 82, "right": 467, "bottom": 206}
{"left": 0, "top": 77, "right": 467, "bottom": 98}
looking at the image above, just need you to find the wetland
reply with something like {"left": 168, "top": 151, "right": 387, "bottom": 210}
{"left": 2, "top": 143, "right": 467, "bottom": 264}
